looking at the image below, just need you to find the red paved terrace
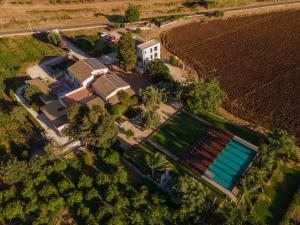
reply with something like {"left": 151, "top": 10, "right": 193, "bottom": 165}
{"left": 180, "top": 126, "right": 234, "bottom": 176}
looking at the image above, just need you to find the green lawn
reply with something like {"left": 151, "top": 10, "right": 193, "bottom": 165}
{"left": 253, "top": 163, "right": 300, "bottom": 224}
{"left": 198, "top": 112, "right": 264, "bottom": 146}
{"left": 0, "top": 36, "right": 64, "bottom": 159}
{"left": 150, "top": 112, "right": 208, "bottom": 156}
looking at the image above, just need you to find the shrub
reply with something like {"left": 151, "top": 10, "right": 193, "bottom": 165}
{"left": 147, "top": 59, "right": 172, "bottom": 83}
{"left": 111, "top": 104, "right": 126, "bottom": 118}
{"left": 47, "top": 32, "right": 62, "bottom": 46}
{"left": 113, "top": 22, "right": 121, "bottom": 29}
{"left": 24, "top": 84, "right": 41, "bottom": 103}
{"left": 76, "top": 36, "right": 94, "bottom": 51}
{"left": 214, "top": 10, "right": 224, "bottom": 17}
{"left": 169, "top": 55, "right": 180, "bottom": 67}
{"left": 134, "top": 28, "right": 142, "bottom": 34}
{"left": 141, "top": 109, "right": 160, "bottom": 129}
{"left": 125, "top": 5, "right": 140, "bottom": 23}
{"left": 125, "top": 129, "right": 134, "bottom": 138}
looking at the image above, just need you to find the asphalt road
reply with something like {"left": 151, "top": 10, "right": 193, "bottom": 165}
{"left": 0, "top": 0, "right": 299, "bottom": 37}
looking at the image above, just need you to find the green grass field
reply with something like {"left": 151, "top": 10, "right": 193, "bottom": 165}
{"left": 253, "top": 163, "right": 300, "bottom": 224}
{"left": 150, "top": 112, "right": 208, "bottom": 156}
{"left": 0, "top": 36, "right": 64, "bottom": 158}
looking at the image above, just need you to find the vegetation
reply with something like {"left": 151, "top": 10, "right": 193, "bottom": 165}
{"left": 172, "top": 175, "right": 210, "bottom": 224}
{"left": 238, "top": 130, "right": 298, "bottom": 220}
{"left": 280, "top": 186, "right": 300, "bottom": 225}
{"left": 169, "top": 55, "right": 181, "bottom": 67}
{"left": 150, "top": 112, "right": 207, "bottom": 155}
{"left": 0, "top": 147, "right": 175, "bottom": 224}
{"left": 147, "top": 59, "right": 172, "bottom": 82}
{"left": 70, "top": 34, "right": 114, "bottom": 56}
{"left": 145, "top": 152, "right": 174, "bottom": 178}
{"left": 138, "top": 85, "right": 163, "bottom": 110}
{"left": 253, "top": 163, "right": 300, "bottom": 225}
{"left": 125, "top": 5, "right": 140, "bottom": 23}
{"left": 183, "top": 78, "right": 226, "bottom": 114}
{"left": 0, "top": 36, "right": 64, "bottom": 159}
{"left": 214, "top": 9, "right": 224, "bottom": 17}
{"left": 47, "top": 32, "right": 62, "bottom": 46}
{"left": 23, "top": 84, "right": 43, "bottom": 111}
{"left": 141, "top": 109, "right": 160, "bottom": 130}
{"left": 116, "top": 32, "right": 137, "bottom": 71}
{"left": 64, "top": 104, "right": 117, "bottom": 149}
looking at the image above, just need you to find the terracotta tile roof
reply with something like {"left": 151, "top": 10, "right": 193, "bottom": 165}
{"left": 67, "top": 58, "right": 107, "bottom": 82}
{"left": 92, "top": 73, "right": 130, "bottom": 99}
{"left": 85, "top": 96, "right": 106, "bottom": 109}
{"left": 60, "top": 88, "right": 92, "bottom": 106}
{"left": 40, "top": 100, "right": 66, "bottom": 121}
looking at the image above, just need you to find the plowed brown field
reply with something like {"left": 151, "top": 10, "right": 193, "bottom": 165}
{"left": 163, "top": 10, "right": 300, "bottom": 143}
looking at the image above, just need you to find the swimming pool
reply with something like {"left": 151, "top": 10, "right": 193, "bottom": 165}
{"left": 205, "top": 139, "right": 257, "bottom": 191}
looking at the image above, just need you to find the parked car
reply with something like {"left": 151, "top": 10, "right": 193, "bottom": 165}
{"left": 106, "top": 25, "right": 113, "bottom": 31}
{"left": 99, "top": 32, "right": 108, "bottom": 38}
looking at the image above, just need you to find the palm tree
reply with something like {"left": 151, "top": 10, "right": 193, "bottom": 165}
{"left": 145, "top": 152, "right": 175, "bottom": 178}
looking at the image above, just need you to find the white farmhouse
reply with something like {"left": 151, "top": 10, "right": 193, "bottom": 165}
{"left": 136, "top": 40, "right": 161, "bottom": 73}
{"left": 65, "top": 58, "right": 109, "bottom": 88}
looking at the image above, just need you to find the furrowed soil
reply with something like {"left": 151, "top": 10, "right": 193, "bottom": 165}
{"left": 163, "top": 10, "right": 300, "bottom": 143}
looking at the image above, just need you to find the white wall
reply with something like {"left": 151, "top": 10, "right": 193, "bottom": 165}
{"left": 137, "top": 43, "right": 161, "bottom": 70}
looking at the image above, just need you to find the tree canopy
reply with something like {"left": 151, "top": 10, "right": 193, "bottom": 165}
{"left": 65, "top": 104, "right": 117, "bottom": 149}
{"left": 172, "top": 175, "right": 210, "bottom": 224}
{"left": 125, "top": 5, "right": 140, "bottom": 23}
{"left": 116, "top": 32, "right": 137, "bottom": 71}
{"left": 267, "top": 129, "right": 297, "bottom": 160}
{"left": 24, "top": 84, "right": 41, "bottom": 103}
{"left": 183, "top": 78, "right": 226, "bottom": 114}
{"left": 138, "top": 85, "right": 163, "bottom": 110}
{"left": 147, "top": 59, "right": 172, "bottom": 83}
{"left": 47, "top": 32, "right": 62, "bottom": 46}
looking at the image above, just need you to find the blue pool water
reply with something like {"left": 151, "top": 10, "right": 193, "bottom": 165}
{"left": 206, "top": 139, "right": 257, "bottom": 191}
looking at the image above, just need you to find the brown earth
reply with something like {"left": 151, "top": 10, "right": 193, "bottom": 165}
{"left": 163, "top": 10, "right": 300, "bottom": 143}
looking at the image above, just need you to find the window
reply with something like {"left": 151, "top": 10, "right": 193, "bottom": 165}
{"left": 154, "top": 46, "right": 158, "bottom": 51}
{"left": 150, "top": 48, "right": 153, "bottom": 53}
{"left": 154, "top": 53, "right": 158, "bottom": 58}
{"left": 151, "top": 55, "right": 153, "bottom": 60}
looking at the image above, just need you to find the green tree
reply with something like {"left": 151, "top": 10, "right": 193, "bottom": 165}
{"left": 47, "top": 32, "right": 62, "bottom": 46}
{"left": 78, "top": 174, "right": 93, "bottom": 189}
{"left": 118, "top": 90, "right": 131, "bottom": 107}
{"left": 138, "top": 86, "right": 163, "bottom": 110}
{"left": 173, "top": 175, "right": 209, "bottom": 223}
{"left": 48, "top": 197, "right": 65, "bottom": 212}
{"left": 145, "top": 152, "right": 174, "bottom": 178}
{"left": 116, "top": 32, "right": 137, "bottom": 71}
{"left": 0, "top": 158, "right": 29, "bottom": 185}
{"left": 147, "top": 59, "right": 172, "bottom": 82}
{"left": 125, "top": 5, "right": 140, "bottom": 23}
{"left": 65, "top": 104, "right": 117, "bottom": 149}
{"left": 141, "top": 109, "right": 160, "bottom": 129}
{"left": 267, "top": 129, "right": 297, "bottom": 160}
{"left": 183, "top": 78, "right": 226, "bottom": 114}
{"left": 2, "top": 201, "right": 24, "bottom": 220}
{"left": 222, "top": 203, "right": 262, "bottom": 225}
{"left": 24, "top": 84, "right": 41, "bottom": 103}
